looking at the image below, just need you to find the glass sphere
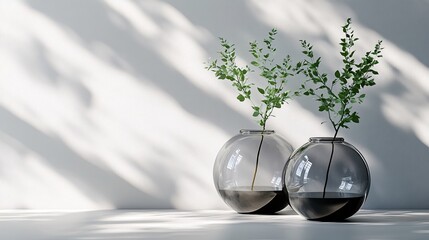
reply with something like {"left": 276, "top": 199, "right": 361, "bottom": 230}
{"left": 214, "top": 130, "right": 293, "bottom": 214}
{"left": 284, "top": 137, "right": 370, "bottom": 221}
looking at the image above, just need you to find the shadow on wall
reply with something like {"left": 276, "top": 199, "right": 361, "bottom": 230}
{"left": 2, "top": 0, "right": 270, "bottom": 209}
{"left": 2, "top": 0, "right": 305, "bottom": 209}
{"left": 248, "top": 0, "right": 429, "bottom": 209}
{"left": 337, "top": 0, "right": 429, "bottom": 209}
{"left": 25, "top": 0, "right": 257, "bottom": 133}
{"left": 2, "top": 0, "right": 233, "bottom": 209}
{"left": 344, "top": 0, "right": 429, "bottom": 68}
{"left": 0, "top": 0, "right": 428, "bottom": 209}
{"left": 0, "top": 106, "right": 171, "bottom": 209}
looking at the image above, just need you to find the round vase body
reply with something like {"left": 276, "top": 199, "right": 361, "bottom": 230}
{"left": 214, "top": 130, "right": 293, "bottom": 214}
{"left": 284, "top": 137, "right": 370, "bottom": 221}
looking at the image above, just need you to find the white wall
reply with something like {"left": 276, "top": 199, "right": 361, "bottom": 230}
{"left": 0, "top": 0, "right": 428, "bottom": 209}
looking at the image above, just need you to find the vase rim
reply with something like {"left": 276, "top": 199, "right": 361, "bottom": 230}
{"left": 309, "top": 137, "right": 344, "bottom": 142}
{"left": 240, "top": 129, "right": 275, "bottom": 135}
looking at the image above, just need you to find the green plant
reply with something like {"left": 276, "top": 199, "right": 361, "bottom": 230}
{"left": 297, "top": 18, "right": 383, "bottom": 139}
{"left": 206, "top": 29, "right": 297, "bottom": 190}
{"left": 296, "top": 18, "right": 383, "bottom": 198}
{"left": 206, "top": 29, "right": 295, "bottom": 131}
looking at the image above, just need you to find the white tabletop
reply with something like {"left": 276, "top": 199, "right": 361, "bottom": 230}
{"left": 0, "top": 209, "right": 428, "bottom": 240}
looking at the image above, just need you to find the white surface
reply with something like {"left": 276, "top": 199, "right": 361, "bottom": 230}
{"left": 1, "top": 209, "right": 429, "bottom": 240}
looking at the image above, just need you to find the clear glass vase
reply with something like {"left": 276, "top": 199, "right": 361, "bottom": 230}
{"left": 284, "top": 137, "right": 370, "bottom": 221}
{"left": 213, "top": 129, "right": 293, "bottom": 214}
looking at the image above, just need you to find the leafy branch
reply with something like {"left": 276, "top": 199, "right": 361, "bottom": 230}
{"left": 296, "top": 18, "right": 383, "bottom": 199}
{"left": 206, "top": 29, "right": 297, "bottom": 191}
{"left": 206, "top": 29, "right": 296, "bottom": 130}
{"left": 296, "top": 18, "right": 383, "bottom": 138}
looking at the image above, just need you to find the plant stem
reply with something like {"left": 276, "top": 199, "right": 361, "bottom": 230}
{"left": 251, "top": 126, "right": 265, "bottom": 191}
{"left": 322, "top": 127, "right": 339, "bottom": 198}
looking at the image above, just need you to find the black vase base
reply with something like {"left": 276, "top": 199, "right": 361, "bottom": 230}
{"left": 219, "top": 187, "right": 288, "bottom": 214}
{"left": 289, "top": 192, "right": 365, "bottom": 221}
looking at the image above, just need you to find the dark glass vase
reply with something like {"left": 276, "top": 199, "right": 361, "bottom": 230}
{"left": 214, "top": 130, "right": 293, "bottom": 214}
{"left": 284, "top": 137, "right": 370, "bottom": 221}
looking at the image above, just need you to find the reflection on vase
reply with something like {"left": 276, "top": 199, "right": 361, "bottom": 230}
{"left": 284, "top": 137, "right": 370, "bottom": 220}
{"left": 214, "top": 130, "right": 293, "bottom": 214}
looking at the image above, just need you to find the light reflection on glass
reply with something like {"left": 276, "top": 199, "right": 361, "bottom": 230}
{"left": 339, "top": 176, "right": 353, "bottom": 191}
{"left": 226, "top": 149, "right": 242, "bottom": 170}
{"left": 270, "top": 176, "right": 282, "bottom": 187}
{"left": 295, "top": 155, "right": 312, "bottom": 184}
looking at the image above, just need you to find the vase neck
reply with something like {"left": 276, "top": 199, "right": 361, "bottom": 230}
{"left": 240, "top": 129, "right": 275, "bottom": 135}
{"left": 309, "top": 137, "right": 344, "bottom": 143}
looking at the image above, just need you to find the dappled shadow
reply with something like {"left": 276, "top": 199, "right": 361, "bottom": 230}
{"left": 0, "top": 106, "right": 172, "bottom": 208}
{"left": 344, "top": 0, "right": 429, "bottom": 67}
{"left": 249, "top": 0, "right": 429, "bottom": 209}
{"left": 348, "top": 79, "right": 429, "bottom": 208}
{"left": 1, "top": 0, "right": 233, "bottom": 209}
{"left": 0, "top": 0, "right": 429, "bottom": 210}
{"left": 25, "top": 0, "right": 256, "bottom": 133}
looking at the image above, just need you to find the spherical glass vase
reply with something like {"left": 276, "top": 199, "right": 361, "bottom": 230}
{"left": 284, "top": 137, "right": 370, "bottom": 221}
{"left": 213, "top": 129, "right": 293, "bottom": 214}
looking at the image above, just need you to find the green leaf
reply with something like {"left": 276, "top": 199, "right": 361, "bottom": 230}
{"left": 253, "top": 111, "right": 259, "bottom": 117}
{"left": 318, "top": 105, "right": 327, "bottom": 111}
{"left": 257, "top": 88, "right": 265, "bottom": 94}
{"left": 351, "top": 114, "right": 360, "bottom": 123}
{"left": 237, "top": 94, "right": 245, "bottom": 102}
{"left": 251, "top": 61, "right": 259, "bottom": 66}
{"left": 312, "top": 70, "right": 318, "bottom": 76}
{"left": 335, "top": 70, "right": 341, "bottom": 78}
{"left": 226, "top": 76, "right": 234, "bottom": 81}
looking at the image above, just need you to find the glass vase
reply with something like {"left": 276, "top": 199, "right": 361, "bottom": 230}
{"left": 284, "top": 137, "right": 370, "bottom": 221}
{"left": 214, "top": 129, "right": 293, "bottom": 214}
